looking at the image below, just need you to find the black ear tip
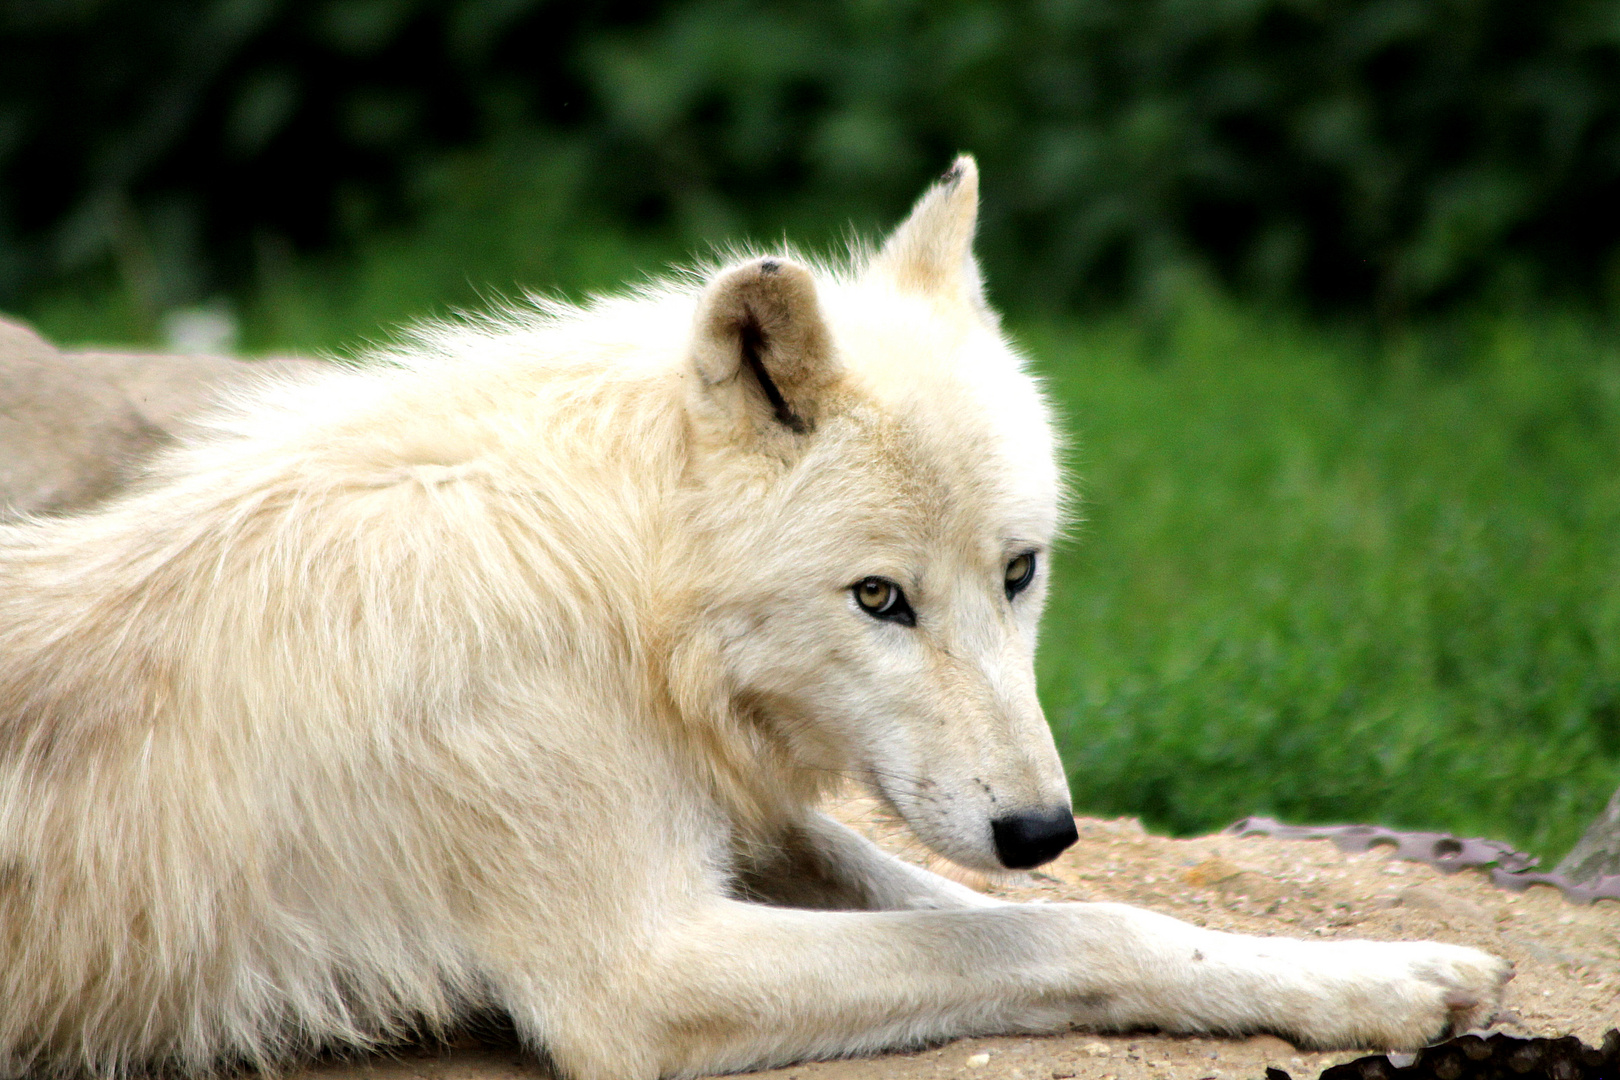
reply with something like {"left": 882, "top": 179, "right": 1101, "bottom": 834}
{"left": 758, "top": 258, "right": 781, "bottom": 275}
{"left": 940, "top": 155, "right": 975, "bottom": 185}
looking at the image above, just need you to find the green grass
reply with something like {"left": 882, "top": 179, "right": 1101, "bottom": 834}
{"left": 1028, "top": 295, "right": 1620, "bottom": 864}
{"left": 17, "top": 223, "right": 1620, "bottom": 866}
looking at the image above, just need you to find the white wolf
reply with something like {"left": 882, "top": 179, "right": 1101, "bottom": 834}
{"left": 0, "top": 158, "right": 1506, "bottom": 1080}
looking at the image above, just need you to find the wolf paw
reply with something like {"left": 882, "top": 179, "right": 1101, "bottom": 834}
{"left": 1289, "top": 940, "right": 1512, "bottom": 1050}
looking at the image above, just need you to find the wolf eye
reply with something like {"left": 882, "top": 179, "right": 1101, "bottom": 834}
{"left": 853, "top": 577, "right": 916, "bottom": 626}
{"left": 1004, "top": 552, "right": 1037, "bottom": 599}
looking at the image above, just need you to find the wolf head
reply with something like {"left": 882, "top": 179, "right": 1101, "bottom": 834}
{"left": 670, "top": 157, "right": 1074, "bottom": 873}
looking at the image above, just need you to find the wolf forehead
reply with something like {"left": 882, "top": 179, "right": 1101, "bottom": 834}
{"left": 788, "top": 274, "right": 1064, "bottom": 540}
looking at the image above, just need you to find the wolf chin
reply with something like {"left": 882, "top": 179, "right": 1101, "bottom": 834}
{"left": 0, "top": 158, "right": 1507, "bottom": 1079}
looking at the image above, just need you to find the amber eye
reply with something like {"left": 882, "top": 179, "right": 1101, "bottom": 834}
{"left": 1005, "top": 552, "right": 1037, "bottom": 599}
{"left": 852, "top": 577, "right": 916, "bottom": 626}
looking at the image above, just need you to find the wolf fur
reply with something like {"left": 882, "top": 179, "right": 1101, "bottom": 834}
{"left": 0, "top": 158, "right": 1507, "bottom": 1079}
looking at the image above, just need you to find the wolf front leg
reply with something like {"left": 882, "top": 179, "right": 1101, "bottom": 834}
{"left": 733, "top": 810, "right": 1002, "bottom": 911}
{"left": 526, "top": 898, "right": 1508, "bottom": 1080}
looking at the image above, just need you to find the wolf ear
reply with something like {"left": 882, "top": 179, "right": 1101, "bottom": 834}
{"left": 870, "top": 154, "right": 986, "bottom": 310}
{"left": 687, "top": 257, "right": 839, "bottom": 445}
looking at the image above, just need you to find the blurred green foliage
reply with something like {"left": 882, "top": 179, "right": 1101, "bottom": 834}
{"left": 1032, "top": 297, "right": 1620, "bottom": 860}
{"left": 5, "top": 0, "right": 1620, "bottom": 323}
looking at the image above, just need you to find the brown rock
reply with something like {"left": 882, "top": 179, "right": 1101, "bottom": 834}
{"left": 1241, "top": 1035, "right": 1298, "bottom": 1060}
{"left": 1395, "top": 884, "right": 1494, "bottom": 926}
{"left": 1184, "top": 856, "right": 1243, "bottom": 888}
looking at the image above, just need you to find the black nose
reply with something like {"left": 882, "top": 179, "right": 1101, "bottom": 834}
{"left": 991, "top": 806, "right": 1079, "bottom": 869}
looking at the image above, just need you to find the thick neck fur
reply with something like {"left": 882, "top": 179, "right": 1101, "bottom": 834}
{"left": 0, "top": 279, "right": 840, "bottom": 841}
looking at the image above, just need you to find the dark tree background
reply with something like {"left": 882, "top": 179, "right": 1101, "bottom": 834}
{"left": 4, "top": 0, "right": 1620, "bottom": 317}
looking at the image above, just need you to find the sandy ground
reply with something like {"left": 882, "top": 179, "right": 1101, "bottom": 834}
{"left": 302, "top": 799, "right": 1618, "bottom": 1080}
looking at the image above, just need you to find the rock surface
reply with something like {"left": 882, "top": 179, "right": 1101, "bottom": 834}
{"left": 1558, "top": 785, "right": 1620, "bottom": 888}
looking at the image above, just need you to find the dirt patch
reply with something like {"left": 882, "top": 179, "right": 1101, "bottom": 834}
{"left": 727, "top": 801, "right": 1618, "bottom": 1080}
{"left": 301, "top": 800, "right": 1618, "bottom": 1080}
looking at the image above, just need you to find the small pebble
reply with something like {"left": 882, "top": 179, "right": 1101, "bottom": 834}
{"left": 966, "top": 1051, "right": 991, "bottom": 1067}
